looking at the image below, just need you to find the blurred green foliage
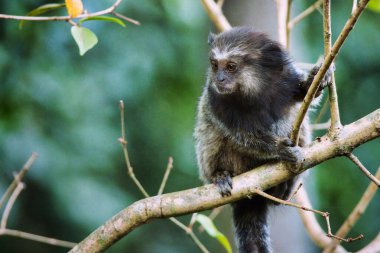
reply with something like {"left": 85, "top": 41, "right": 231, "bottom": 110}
{"left": 0, "top": 1, "right": 379, "bottom": 253}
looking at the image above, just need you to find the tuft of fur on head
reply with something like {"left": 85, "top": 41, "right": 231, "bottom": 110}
{"left": 207, "top": 27, "right": 293, "bottom": 98}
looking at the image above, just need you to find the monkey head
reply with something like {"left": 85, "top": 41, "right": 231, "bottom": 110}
{"left": 207, "top": 27, "right": 291, "bottom": 97}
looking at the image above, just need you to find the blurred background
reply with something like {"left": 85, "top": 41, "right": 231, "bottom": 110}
{"left": 0, "top": 0, "right": 379, "bottom": 252}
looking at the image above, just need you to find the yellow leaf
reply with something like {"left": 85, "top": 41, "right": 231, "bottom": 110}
{"left": 65, "top": 0, "right": 83, "bottom": 18}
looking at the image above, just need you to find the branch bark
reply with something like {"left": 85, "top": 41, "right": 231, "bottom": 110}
{"left": 69, "top": 108, "right": 380, "bottom": 253}
{"left": 290, "top": 0, "right": 370, "bottom": 145}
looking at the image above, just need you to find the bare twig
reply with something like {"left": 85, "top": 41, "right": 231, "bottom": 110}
{"left": 0, "top": 0, "right": 123, "bottom": 21}
{"left": 119, "top": 101, "right": 149, "bottom": 198}
{"left": 314, "top": 98, "right": 330, "bottom": 124}
{"left": 347, "top": 153, "right": 380, "bottom": 186}
{"left": 287, "top": 182, "right": 303, "bottom": 201}
{"left": 323, "top": 168, "right": 380, "bottom": 253}
{"left": 0, "top": 153, "right": 38, "bottom": 210}
{"left": 275, "top": 0, "right": 290, "bottom": 47}
{"left": 112, "top": 12, "right": 140, "bottom": 26}
{"left": 291, "top": 0, "right": 370, "bottom": 145}
{"left": 323, "top": 0, "right": 342, "bottom": 136}
{"left": 253, "top": 188, "right": 363, "bottom": 243}
{"left": 0, "top": 229, "right": 76, "bottom": 248}
{"left": 288, "top": 0, "right": 323, "bottom": 30}
{"left": 358, "top": 232, "right": 380, "bottom": 253}
{"left": 158, "top": 157, "right": 174, "bottom": 195}
{"left": 1, "top": 183, "right": 24, "bottom": 229}
{"left": 169, "top": 217, "right": 210, "bottom": 253}
{"left": 69, "top": 108, "right": 380, "bottom": 253}
{"left": 200, "top": 0, "right": 231, "bottom": 32}
{"left": 285, "top": 0, "right": 292, "bottom": 47}
{"left": 295, "top": 188, "right": 347, "bottom": 253}
{"left": 188, "top": 213, "right": 198, "bottom": 230}
{"left": 311, "top": 119, "right": 331, "bottom": 131}
{"left": 118, "top": 100, "right": 210, "bottom": 253}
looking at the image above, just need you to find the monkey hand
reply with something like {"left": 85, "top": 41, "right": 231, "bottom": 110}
{"left": 212, "top": 170, "right": 233, "bottom": 197}
{"left": 276, "top": 138, "right": 304, "bottom": 173}
{"left": 301, "top": 61, "right": 334, "bottom": 97}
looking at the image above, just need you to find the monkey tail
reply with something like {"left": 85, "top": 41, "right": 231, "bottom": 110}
{"left": 232, "top": 197, "right": 272, "bottom": 253}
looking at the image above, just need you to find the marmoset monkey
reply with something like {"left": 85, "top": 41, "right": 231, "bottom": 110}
{"left": 194, "top": 27, "right": 331, "bottom": 253}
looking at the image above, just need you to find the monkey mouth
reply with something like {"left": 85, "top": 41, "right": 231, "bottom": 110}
{"left": 215, "top": 83, "right": 236, "bottom": 94}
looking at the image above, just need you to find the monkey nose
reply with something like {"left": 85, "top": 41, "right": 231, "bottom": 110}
{"left": 216, "top": 72, "right": 226, "bottom": 82}
{"left": 217, "top": 76, "right": 226, "bottom": 82}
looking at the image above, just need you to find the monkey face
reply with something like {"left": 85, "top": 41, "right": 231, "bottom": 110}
{"left": 209, "top": 57, "right": 240, "bottom": 94}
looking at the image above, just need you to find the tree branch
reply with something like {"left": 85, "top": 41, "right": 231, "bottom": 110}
{"left": 288, "top": 0, "right": 323, "bottom": 30}
{"left": 69, "top": 108, "right": 380, "bottom": 253}
{"left": 323, "top": 168, "right": 380, "bottom": 253}
{"left": 295, "top": 188, "right": 347, "bottom": 253}
{"left": 323, "top": 0, "right": 342, "bottom": 135}
{"left": 347, "top": 153, "right": 380, "bottom": 186}
{"left": 0, "top": 0, "right": 137, "bottom": 24}
{"left": 358, "top": 232, "right": 380, "bottom": 253}
{"left": 200, "top": 0, "right": 231, "bottom": 32}
{"left": 0, "top": 153, "right": 37, "bottom": 210}
{"left": 290, "top": 0, "right": 370, "bottom": 145}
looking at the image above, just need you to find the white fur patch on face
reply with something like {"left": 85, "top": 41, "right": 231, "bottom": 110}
{"left": 212, "top": 47, "right": 245, "bottom": 61}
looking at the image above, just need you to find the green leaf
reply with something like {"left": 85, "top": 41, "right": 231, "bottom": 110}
{"left": 368, "top": 0, "right": 380, "bottom": 12}
{"left": 195, "top": 214, "right": 232, "bottom": 253}
{"left": 19, "top": 3, "right": 66, "bottom": 29}
{"left": 71, "top": 26, "right": 98, "bottom": 56}
{"left": 78, "top": 16, "right": 126, "bottom": 28}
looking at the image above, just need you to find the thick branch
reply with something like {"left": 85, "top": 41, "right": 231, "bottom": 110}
{"left": 291, "top": 0, "right": 369, "bottom": 145}
{"left": 69, "top": 109, "right": 380, "bottom": 253}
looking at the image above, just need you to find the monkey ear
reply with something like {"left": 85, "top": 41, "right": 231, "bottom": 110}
{"left": 208, "top": 32, "right": 216, "bottom": 45}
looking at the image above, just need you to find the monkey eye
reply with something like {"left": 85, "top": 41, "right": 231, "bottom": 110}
{"left": 210, "top": 59, "right": 218, "bottom": 70}
{"left": 226, "top": 62, "right": 237, "bottom": 72}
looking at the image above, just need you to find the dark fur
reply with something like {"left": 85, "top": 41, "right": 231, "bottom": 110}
{"left": 194, "top": 27, "right": 329, "bottom": 253}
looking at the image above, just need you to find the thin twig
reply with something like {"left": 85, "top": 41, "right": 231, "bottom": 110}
{"left": 112, "top": 12, "right": 140, "bottom": 25}
{"left": 158, "top": 157, "right": 174, "bottom": 195}
{"left": 254, "top": 188, "right": 362, "bottom": 243}
{"left": 0, "top": 0, "right": 122, "bottom": 21}
{"left": 295, "top": 188, "right": 347, "bottom": 252}
{"left": 0, "top": 229, "right": 76, "bottom": 248}
{"left": 323, "top": 168, "right": 380, "bottom": 252}
{"left": 275, "top": 0, "right": 290, "bottom": 47}
{"left": 0, "top": 153, "right": 37, "bottom": 210}
{"left": 323, "top": 0, "right": 342, "bottom": 136}
{"left": 200, "top": 0, "right": 231, "bottom": 32}
{"left": 170, "top": 216, "right": 209, "bottom": 253}
{"left": 290, "top": 0, "right": 370, "bottom": 145}
{"left": 358, "top": 232, "right": 380, "bottom": 253}
{"left": 311, "top": 119, "right": 331, "bottom": 131}
{"left": 287, "top": 182, "right": 303, "bottom": 201}
{"left": 118, "top": 100, "right": 210, "bottom": 253}
{"left": 188, "top": 213, "right": 198, "bottom": 230}
{"left": 314, "top": 98, "right": 330, "bottom": 124}
{"left": 1, "top": 183, "right": 24, "bottom": 229}
{"left": 347, "top": 153, "right": 380, "bottom": 186}
{"left": 119, "top": 101, "right": 149, "bottom": 198}
{"left": 285, "top": 0, "right": 292, "bottom": 48}
{"left": 288, "top": 0, "right": 323, "bottom": 30}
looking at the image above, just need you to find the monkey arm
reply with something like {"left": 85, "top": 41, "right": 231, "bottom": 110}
{"left": 294, "top": 62, "right": 333, "bottom": 101}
